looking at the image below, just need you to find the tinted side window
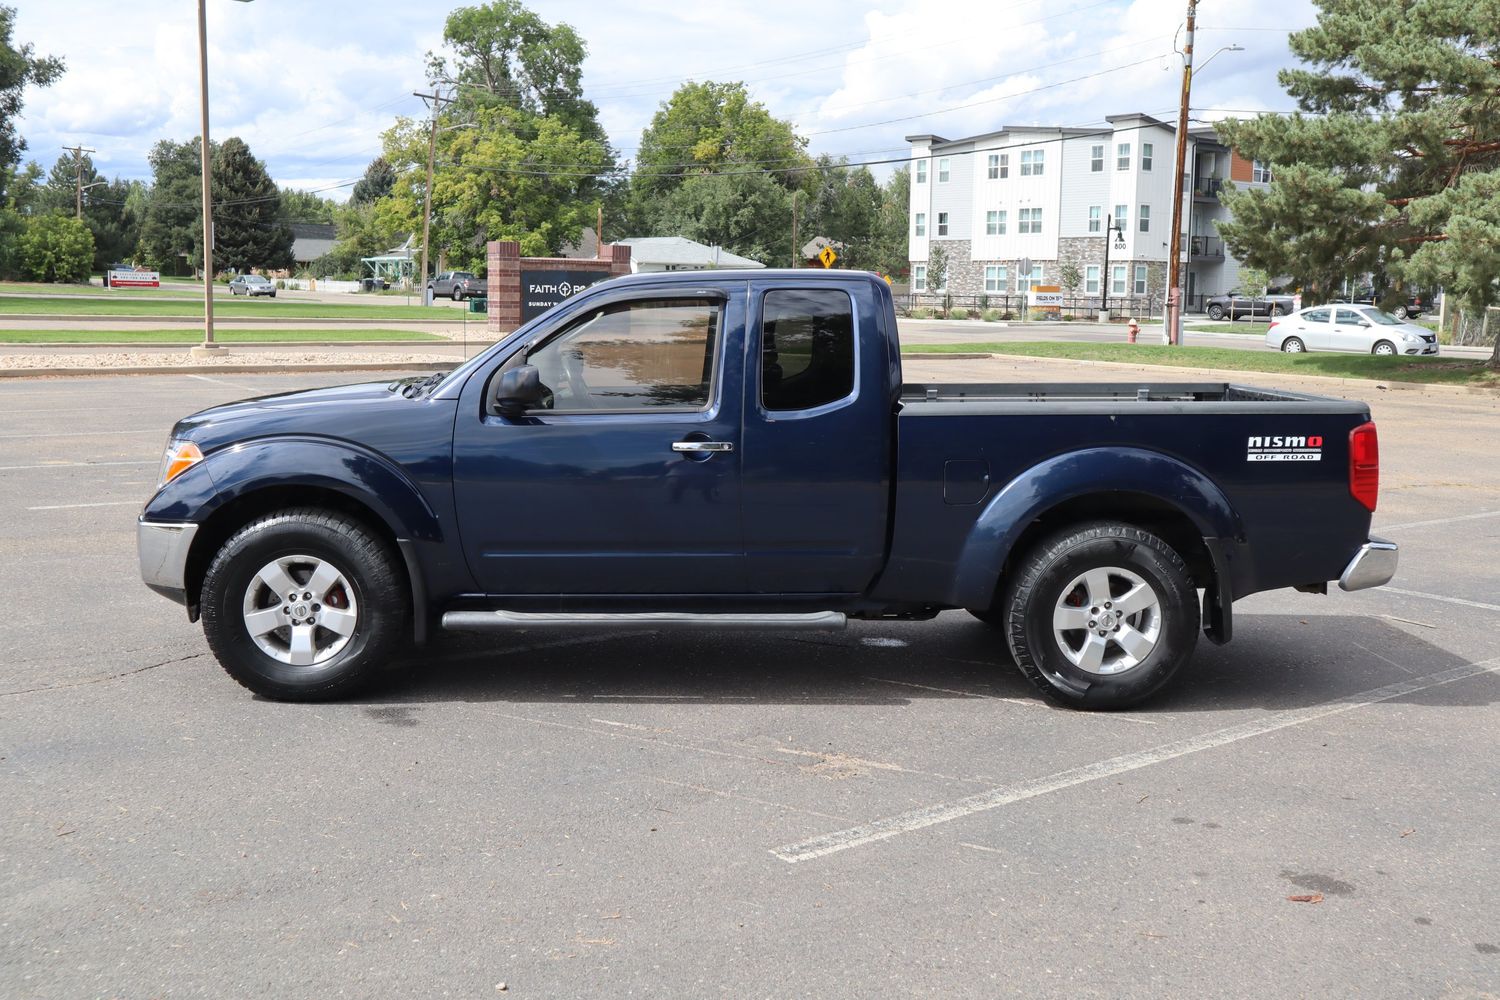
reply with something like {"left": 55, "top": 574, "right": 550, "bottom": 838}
{"left": 761, "top": 289, "right": 855, "bottom": 412}
{"left": 528, "top": 298, "right": 720, "bottom": 411}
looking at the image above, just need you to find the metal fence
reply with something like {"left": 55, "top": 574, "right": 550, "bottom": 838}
{"left": 903, "top": 293, "right": 1164, "bottom": 321}
{"left": 1448, "top": 307, "right": 1500, "bottom": 347}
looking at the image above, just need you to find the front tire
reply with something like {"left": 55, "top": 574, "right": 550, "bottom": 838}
{"left": 1206, "top": 304, "right": 1224, "bottom": 320}
{"left": 452, "top": 288, "right": 462, "bottom": 301}
{"left": 1281, "top": 336, "right": 1306, "bottom": 353}
{"left": 200, "top": 508, "right": 409, "bottom": 701}
{"left": 1373, "top": 340, "right": 1396, "bottom": 356}
{"left": 1002, "top": 521, "right": 1199, "bottom": 709}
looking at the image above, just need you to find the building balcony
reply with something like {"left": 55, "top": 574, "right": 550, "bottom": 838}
{"left": 1190, "top": 236, "right": 1225, "bottom": 260}
{"left": 1192, "top": 176, "right": 1224, "bottom": 201}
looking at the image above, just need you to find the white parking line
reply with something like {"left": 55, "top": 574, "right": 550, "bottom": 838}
{"left": 184, "top": 374, "right": 257, "bottom": 390}
{"left": 1379, "top": 510, "right": 1500, "bottom": 532}
{"left": 0, "top": 428, "right": 159, "bottom": 439}
{"left": 1382, "top": 587, "right": 1500, "bottom": 613}
{"left": 0, "top": 459, "right": 155, "bottom": 472}
{"left": 27, "top": 500, "right": 142, "bottom": 511}
{"left": 771, "top": 657, "right": 1500, "bottom": 864}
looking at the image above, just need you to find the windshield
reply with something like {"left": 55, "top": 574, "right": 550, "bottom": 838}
{"left": 1361, "top": 308, "right": 1402, "bottom": 325}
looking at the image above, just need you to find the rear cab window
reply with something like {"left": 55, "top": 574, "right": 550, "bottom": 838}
{"left": 760, "top": 289, "right": 856, "bottom": 412}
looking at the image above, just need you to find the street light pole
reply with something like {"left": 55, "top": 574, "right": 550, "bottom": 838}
{"left": 1163, "top": 0, "right": 1198, "bottom": 347}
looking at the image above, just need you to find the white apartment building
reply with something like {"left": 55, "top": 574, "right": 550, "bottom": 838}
{"left": 908, "top": 113, "right": 1270, "bottom": 311}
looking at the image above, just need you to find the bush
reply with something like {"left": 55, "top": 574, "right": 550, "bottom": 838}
{"left": 910, "top": 306, "right": 933, "bottom": 319}
{"left": 1063, "top": 314, "right": 1076, "bottom": 321}
{"left": 1001, "top": 311, "right": 1015, "bottom": 321}
{"left": 982, "top": 308, "right": 1003, "bottom": 322}
{"left": 17, "top": 214, "right": 94, "bottom": 283}
{"left": 950, "top": 307, "right": 969, "bottom": 320}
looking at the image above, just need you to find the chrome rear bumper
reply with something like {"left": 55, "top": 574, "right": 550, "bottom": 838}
{"left": 1339, "top": 535, "right": 1398, "bottom": 592}
{"left": 138, "top": 518, "right": 198, "bottom": 604}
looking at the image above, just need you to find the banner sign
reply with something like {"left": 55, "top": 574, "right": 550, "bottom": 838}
{"left": 108, "top": 269, "right": 160, "bottom": 288}
{"left": 520, "top": 269, "right": 612, "bottom": 321}
{"left": 1027, "top": 290, "right": 1064, "bottom": 308}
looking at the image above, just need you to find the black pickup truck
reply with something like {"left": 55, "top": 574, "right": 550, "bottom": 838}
{"left": 140, "top": 270, "right": 1397, "bottom": 709}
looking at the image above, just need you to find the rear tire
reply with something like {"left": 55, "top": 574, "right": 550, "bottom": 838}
{"left": 452, "top": 288, "right": 462, "bottom": 301}
{"left": 1002, "top": 521, "right": 1199, "bottom": 709}
{"left": 1281, "top": 336, "right": 1305, "bottom": 353}
{"left": 200, "top": 508, "right": 409, "bottom": 701}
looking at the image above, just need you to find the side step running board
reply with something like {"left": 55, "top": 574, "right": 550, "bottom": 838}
{"left": 441, "top": 610, "right": 847, "bottom": 632}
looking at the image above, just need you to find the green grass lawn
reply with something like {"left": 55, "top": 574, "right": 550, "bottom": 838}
{"left": 0, "top": 294, "right": 450, "bottom": 320}
{"left": 0, "top": 328, "right": 446, "bottom": 344}
{"left": 0, "top": 280, "right": 197, "bottom": 298}
{"left": 905, "top": 341, "right": 1499, "bottom": 387}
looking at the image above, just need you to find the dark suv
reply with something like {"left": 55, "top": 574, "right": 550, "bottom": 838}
{"left": 428, "top": 271, "right": 486, "bottom": 301}
{"left": 1203, "top": 288, "right": 1297, "bottom": 320}
{"left": 1338, "top": 287, "right": 1431, "bottom": 320}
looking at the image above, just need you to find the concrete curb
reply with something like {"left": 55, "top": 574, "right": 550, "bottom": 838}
{"left": 0, "top": 361, "right": 459, "bottom": 380}
{"left": 899, "top": 352, "right": 1500, "bottom": 399}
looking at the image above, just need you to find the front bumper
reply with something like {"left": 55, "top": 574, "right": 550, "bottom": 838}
{"left": 1339, "top": 535, "right": 1398, "bottom": 591}
{"left": 138, "top": 518, "right": 199, "bottom": 605}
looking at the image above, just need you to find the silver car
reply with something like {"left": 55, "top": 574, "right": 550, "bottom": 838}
{"left": 1266, "top": 303, "right": 1438, "bottom": 356}
{"left": 228, "top": 274, "right": 277, "bottom": 297}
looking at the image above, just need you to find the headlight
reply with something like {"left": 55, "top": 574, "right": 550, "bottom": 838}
{"left": 158, "top": 439, "right": 203, "bottom": 487}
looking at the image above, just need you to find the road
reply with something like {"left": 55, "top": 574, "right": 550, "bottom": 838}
{"left": 2, "top": 361, "right": 1498, "bottom": 998}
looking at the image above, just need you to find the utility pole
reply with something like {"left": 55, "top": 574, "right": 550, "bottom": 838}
{"left": 63, "top": 144, "right": 96, "bottom": 219}
{"left": 1163, "top": 0, "right": 1198, "bottom": 346}
{"left": 790, "top": 190, "right": 800, "bottom": 269}
{"left": 414, "top": 89, "right": 450, "bottom": 299}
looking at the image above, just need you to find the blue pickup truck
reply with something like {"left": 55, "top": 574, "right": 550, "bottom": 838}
{"left": 139, "top": 270, "right": 1396, "bottom": 709}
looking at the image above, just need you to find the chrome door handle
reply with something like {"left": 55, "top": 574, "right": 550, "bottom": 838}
{"left": 672, "top": 440, "right": 734, "bottom": 453}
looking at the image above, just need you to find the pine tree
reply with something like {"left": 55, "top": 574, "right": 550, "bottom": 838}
{"left": 1216, "top": 0, "right": 1500, "bottom": 368}
{"left": 212, "top": 137, "right": 291, "bottom": 272}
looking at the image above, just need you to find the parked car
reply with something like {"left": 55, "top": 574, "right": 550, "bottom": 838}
{"left": 1204, "top": 288, "right": 1296, "bottom": 320}
{"left": 139, "top": 270, "right": 1395, "bottom": 710}
{"left": 428, "top": 271, "right": 486, "bottom": 301}
{"left": 1266, "top": 303, "right": 1439, "bottom": 356}
{"left": 1336, "top": 286, "right": 1432, "bottom": 320}
{"left": 228, "top": 274, "right": 276, "bottom": 297}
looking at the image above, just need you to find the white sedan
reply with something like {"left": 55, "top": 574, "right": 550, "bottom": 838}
{"left": 1266, "top": 303, "right": 1438, "bottom": 356}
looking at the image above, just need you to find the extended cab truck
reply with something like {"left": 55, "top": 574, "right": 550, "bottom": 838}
{"left": 139, "top": 271, "right": 1397, "bottom": 709}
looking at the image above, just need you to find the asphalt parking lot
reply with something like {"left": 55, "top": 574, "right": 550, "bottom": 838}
{"left": 2, "top": 364, "right": 1498, "bottom": 998}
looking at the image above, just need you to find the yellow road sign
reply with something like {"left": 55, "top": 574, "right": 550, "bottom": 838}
{"left": 818, "top": 245, "right": 837, "bottom": 268}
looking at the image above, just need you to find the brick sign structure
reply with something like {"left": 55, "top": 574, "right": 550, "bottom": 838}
{"left": 487, "top": 240, "right": 632, "bottom": 336}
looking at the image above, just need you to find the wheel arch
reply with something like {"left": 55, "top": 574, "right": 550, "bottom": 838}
{"left": 951, "top": 447, "right": 1244, "bottom": 617}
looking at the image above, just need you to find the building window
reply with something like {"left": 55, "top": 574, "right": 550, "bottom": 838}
{"left": 1141, "top": 142, "right": 1153, "bottom": 171}
{"left": 1117, "top": 142, "right": 1131, "bottom": 170}
{"left": 987, "top": 153, "right": 1009, "bottom": 179}
{"left": 913, "top": 264, "right": 927, "bottom": 292}
{"left": 984, "top": 265, "right": 1008, "bottom": 293}
{"left": 1114, "top": 204, "right": 1128, "bottom": 230}
{"left": 914, "top": 212, "right": 926, "bottom": 237}
{"left": 1085, "top": 265, "right": 1100, "bottom": 294}
{"left": 936, "top": 211, "right": 949, "bottom": 237}
{"left": 915, "top": 159, "right": 927, "bottom": 184}
{"left": 1088, "top": 205, "right": 1102, "bottom": 233}
{"left": 1019, "top": 264, "right": 1043, "bottom": 293}
{"left": 1112, "top": 265, "right": 1127, "bottom": 295}
{"left": 1018, "top": 207, "right": 1042, "bottom": 234}
{"left": 1253, "top": 160, "right": 1273, "bottom": 183}
{"left": 938, "top": 157, "right": 951, "bottom": 182}
{"left": 985, "top": 210, "right": 1007, "bottom": 235}
{"left": 1020, "top": 149, "right": 1043, "bottom": 176}
{"left": 1090, "top": 144, "right": 1104, "bottom": 172}
{"left": 1138, "top": 204, "right": 1150, "bottom": 232}
{"left": 1134, "top": 265, "right": 1148, "bottom": 295}
{"left": 997, "top": 153, "right": 1008, "bottom": 178}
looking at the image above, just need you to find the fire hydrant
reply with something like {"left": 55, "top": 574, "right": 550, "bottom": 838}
{"left": 1127, "top": 318, "right": 1140, "bottom": 343}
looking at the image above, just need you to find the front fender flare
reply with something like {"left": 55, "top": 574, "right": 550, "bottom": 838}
{"left": 950, "top": 447, "right": 1244, "bottom": 610}
{"left": 142, "top": 436, "right": 442, "bottom": 543}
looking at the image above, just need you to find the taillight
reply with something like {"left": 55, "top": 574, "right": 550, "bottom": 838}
{"left": 1349, "top": 421, "right": 1379, "bottom": 511}
{"left": 1267, "top": 320, "right": 1279, "bottom": 331}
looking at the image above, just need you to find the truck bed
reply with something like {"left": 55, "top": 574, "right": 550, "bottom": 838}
{"left": 900, "top": 381, "right": 1350, "bottom": 410}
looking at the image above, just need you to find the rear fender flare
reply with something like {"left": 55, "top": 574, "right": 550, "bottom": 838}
{"left": 950, "top": 447, "right": 1243, "bottom": 610}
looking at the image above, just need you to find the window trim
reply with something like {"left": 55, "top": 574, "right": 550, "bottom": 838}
{"left": 937, "top": 157, "right": 951, "bottom": 182}
{"left": 913, "top": 264, "right": 927, "bottom": 292}
{"left": 915, "top": 159, "right": 927, "bottom": 184}
{"left": 983, "top": 264, "right": 1008, "bottom": 293}
{"left": 1090, "top": 144, "right": 1104, "bottom": 172}
{"left": 1085, "top": 264, "right": 1100, "bottom": 294}
{"left": 1088, "top": 205, "right": 1101, "bottom": 233}
{"left": 1138, "top": 204, "right": 1150, "bottom": 233}
{"left": 985, "top": 209, "right": 1006, "bottom": 236}
{"left": 756, "top": 287, "right": 861, "bottom": 419}
{"left": 914, "top": 212, "right": 926, "bottom": 237}
{"left": 1141, "top": 142, "right": 1153, "bottom": 171}
{"left": 1116, "top": 142, "right": 1131, "bottom": 171}
{"left": 1133, "top": 264, "right": 1148, "bottom": 295}
{"left": 936, "top": 211, "right": 949, "bottom": 237}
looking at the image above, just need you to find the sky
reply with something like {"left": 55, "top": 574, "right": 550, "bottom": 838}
{"left": 13, "top": 0, "right": 1319, "bottom": 200}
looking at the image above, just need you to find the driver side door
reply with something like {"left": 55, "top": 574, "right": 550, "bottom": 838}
{"left": 452, "top": 287, "right": 747, "bottom": 595}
